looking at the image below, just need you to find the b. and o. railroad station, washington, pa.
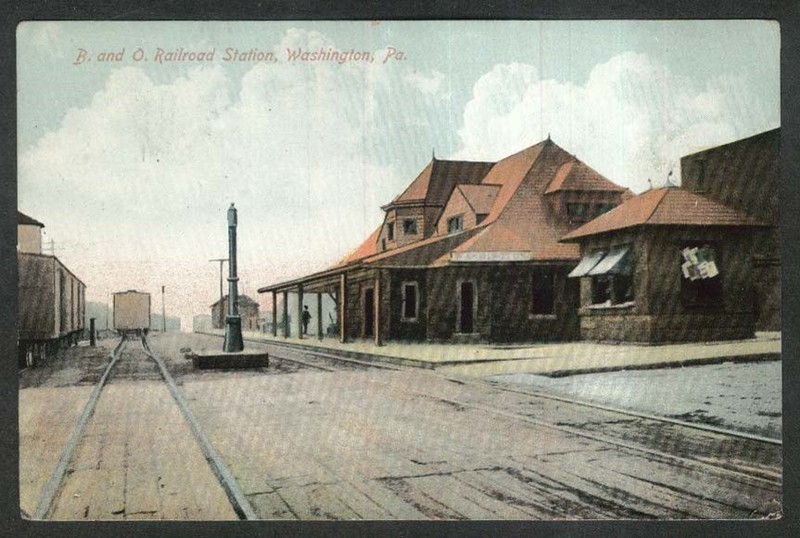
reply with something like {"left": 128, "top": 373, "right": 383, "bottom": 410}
{"left": 258, "top": 129, "right": 779, "bottom": 346}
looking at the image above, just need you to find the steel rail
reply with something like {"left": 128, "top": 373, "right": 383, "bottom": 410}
{"left": 140, "top": 337, "right": 258, "bottom": 520}
{"left": 261, "top": 339, "right": 781, "bottom": 484}
{"left": 415, "top": 391, "right": 782, "bottom": 488}
{"left": 33, "top": 336, "right": 128, "bottom": 519}
{"left": 260, "top": 337, "right": 781, "bottom": 446}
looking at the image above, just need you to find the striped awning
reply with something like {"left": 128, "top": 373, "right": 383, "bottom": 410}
{"left": 568, "top": 249, "right": 606, "bottom": 278}
{"left": 588, "top": 245, "right": 632, "bottom": 276}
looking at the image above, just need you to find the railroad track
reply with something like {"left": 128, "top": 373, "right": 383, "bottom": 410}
{"left": 32, "top": 335, "right": 257, "bottom": 520}
{"left": 258, "top": 338, "right": 782, "bottom": 488}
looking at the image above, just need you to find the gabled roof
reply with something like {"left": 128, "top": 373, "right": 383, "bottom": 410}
{"left": 388, "top": 158, "right": 494, "bottom": 208}
{"left": 545, "top": 160, "right": 627, "bottom": 194}
{"left": 17, "top": 211, "right": 44, "bottom": 227}
{"left": 211, "top": 294, "right": 259, "bottom": 308}
{"left": 456, "top": 184, "right": 501, "bottom": 215}
{"left": 561, "top": 187, "right": 769, "bottom": 242}
{"left": 451, "top": 138, "right": 625, "bottom": 261}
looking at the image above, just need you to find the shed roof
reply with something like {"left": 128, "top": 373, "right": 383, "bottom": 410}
{"left": 561, "top": 187, "right": 769, "bottom": 242}
{"left": 17, "top": 211, "right": 45, "bottom": 227}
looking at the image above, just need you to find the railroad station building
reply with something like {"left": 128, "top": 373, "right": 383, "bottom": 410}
{"left": 258, "top": 137, "right": 630, "bottom": 344}
{"left": 560, "top": 188, "right": 769, "bottom": 343}
{"left": 211, "top": 294, "right": 260, "bottom": 331}
{"left": 679, "top": 128, "right": 780, "bottom": 331}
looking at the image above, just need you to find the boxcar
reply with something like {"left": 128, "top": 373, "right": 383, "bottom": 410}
{"left": 113, "top": 290, "right": 151, "bottom": 336}
{"left": 18, "top": 252, "right": 86, "bottom": 367}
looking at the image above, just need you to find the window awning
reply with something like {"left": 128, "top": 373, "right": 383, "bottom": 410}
{"left": 588, "top": 245, "right": 632, "bottom": 276}
{"left": 568, "top": 249, "right": 606, "bottom": 278}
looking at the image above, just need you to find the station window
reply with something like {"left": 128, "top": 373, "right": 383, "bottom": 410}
{"left": 401, "top": 282, "right": 419, "bottom": 321}
{"left": 577, "top": 245, "right": 634, "bottom": 306}
{"left": 386, "top": 221, "right": 395, "bottom": 241}
{"left": 531, "top": 269, "right": 555, "bottom": 315}
{"left": 566, "top": 203, "right": 589, "bottom": 221}
{"left": 680, "top": 243, "right": 721, "bottom": 306}
{"left": 403, "top": 219, "right": 418, "bottom": 235}
{"left": 595, "top": 203, "right": 616, "bottom": 216}
{"left": 447, "top": 215, "right": 463, "bottom": 234}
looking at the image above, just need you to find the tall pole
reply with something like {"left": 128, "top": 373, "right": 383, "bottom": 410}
{"left": 209, "top": 258, "right": 228, "bottom": 329}
{"left": 161, "top": 285, "right": 166, "bottom": 332}
{"left": 223, "top": 203, "right": 244, "bottom": 352}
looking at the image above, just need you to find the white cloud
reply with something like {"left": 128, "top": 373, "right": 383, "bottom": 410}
{"left": 403, "top": 70, "right": 445, "bottom": 95}
{"left": 19, "top": 29, "right": 424, "bottom": 324}
{"left": 452, "top": 52, "right": 778, "bottom": 193}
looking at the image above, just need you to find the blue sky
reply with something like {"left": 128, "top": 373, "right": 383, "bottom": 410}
{"left": 16, "top": 21, "right": 780, "bottom": 325}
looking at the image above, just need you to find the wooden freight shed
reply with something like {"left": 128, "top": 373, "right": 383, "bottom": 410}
{"left": 680, "top": 128, "right": 780, "bottom": 330}
{"left": 560, "top": 187, "right": 769, "bottom": 343}
{"left": 259, "top": 137, "right": 630, "bottom": 344}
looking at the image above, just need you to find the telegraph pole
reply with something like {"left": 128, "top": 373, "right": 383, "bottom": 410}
{"left": 161, "top": 285, "right": 166, "bottom": 332}
{"left": 223, "top": 203, "right": 243, "bottom": 352}
{"left": 209, "top": 258, "right": 229, "bottom": 328}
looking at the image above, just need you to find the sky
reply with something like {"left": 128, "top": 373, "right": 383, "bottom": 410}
{"left": 16, "top": 21, "right": 780, "bottom": 329}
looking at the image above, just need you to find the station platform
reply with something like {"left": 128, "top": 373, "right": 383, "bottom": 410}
{"left": 200, "top": 330, "right": 781, "bottom": 377}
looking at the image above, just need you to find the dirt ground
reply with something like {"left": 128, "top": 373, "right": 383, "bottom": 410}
{"left": 488, "top": 360, "right": 781, "bottom": 439}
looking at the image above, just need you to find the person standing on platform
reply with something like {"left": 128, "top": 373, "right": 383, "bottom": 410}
{"left": 301, "top": 305, "right": 312, "bottom": 336}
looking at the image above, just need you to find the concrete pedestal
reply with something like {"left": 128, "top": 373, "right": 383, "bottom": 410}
{"left": 191, "top": 350, "right": 268, "bottom": 370}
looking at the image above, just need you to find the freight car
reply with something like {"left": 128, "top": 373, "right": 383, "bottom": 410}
{"left": 113, "top": 290, "right": 151, "bottom": 337}
{"left": 18, "top": 252, "right": 86, "bottom": 367}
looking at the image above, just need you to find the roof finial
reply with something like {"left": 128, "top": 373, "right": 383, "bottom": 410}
{"left": 666, "top": 169, "right": 675, "bottom": 188}
{"left": 647, "top": 178, "right": 653, "bottom": 191}
{"left": 547, "top": 132, "right": 551, "bottom": 141}
{"left": 432, "top": 148, "right": 436, "bottom": 161}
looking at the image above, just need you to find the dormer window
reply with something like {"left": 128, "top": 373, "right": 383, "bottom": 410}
{"left": 386, "top": 221, "right": 395, "bottom": 241}
{"left": 595, "top": 203, "right": 615, "bottom": 216}
{"left": 447, "top": 215, "right": 463, "bottom": 234}
{"left": 403, "top": 219, "right": 418, "bottom": 236}
{"left": 566, "top": 203, "right": 589, "bottom": 220}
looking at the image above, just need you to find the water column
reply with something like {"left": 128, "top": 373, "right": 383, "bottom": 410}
{"left": 223, "top": 203, "right": 244, "bottom": 352}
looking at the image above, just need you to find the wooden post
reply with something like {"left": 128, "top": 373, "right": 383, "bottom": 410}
{"left": 272, "top": 291, "right": 277, "bottom": 337}
{"left": 339, "top": 274, "right": 347, "bottom": 343}
{"left": 317, "top": 292, "right": 323, "bottom": 340}
{"left": 297, "top": 285, "right": 304, "bottom": 339}
{"left": 374, "top": 272, "right": 382, "bottom": 346}
{"left": 282, "top": 291, "right": 289, "bottom": 338}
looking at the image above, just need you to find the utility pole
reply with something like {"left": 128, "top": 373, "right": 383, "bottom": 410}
{"left": 209, "top": 258, "right": 229, "bottom": 329}
{"left": 161, "top": 285, "right": 166, "bottom": 332}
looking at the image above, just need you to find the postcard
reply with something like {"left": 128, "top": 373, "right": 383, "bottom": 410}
{"left": 15, "top": 20, "right": 781, "bottom": 522}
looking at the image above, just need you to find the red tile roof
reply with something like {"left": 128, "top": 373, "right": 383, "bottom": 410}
{"left": 259, "top": 138, "right": 628, "bottom": 292}
{"left": 561, "top": 187, "right": 769, "bottom": 241}
{"left": 545, "top": 160, "right": 627, "bottom": 194}
{"left": 456, "top": 184, "right": 501, "bottom": 215}
{"left": 451, "top": 139, "right": 622, "bottom": 261}
{"left": 389, "top": 158, "right": 494, "bottom": 207}
{"left": 336, "top": 225, "right": 382, "bottom": 266}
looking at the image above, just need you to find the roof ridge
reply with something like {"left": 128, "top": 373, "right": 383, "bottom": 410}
{"left": 643, "top": 188, "right": 669, "bottom": 223}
